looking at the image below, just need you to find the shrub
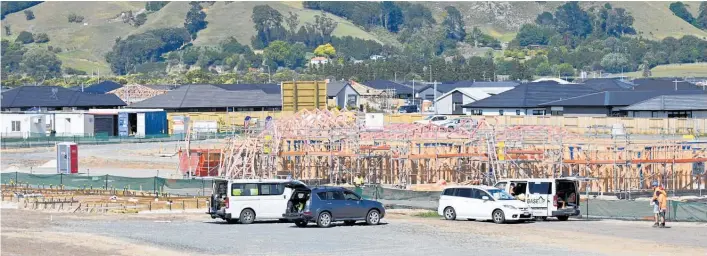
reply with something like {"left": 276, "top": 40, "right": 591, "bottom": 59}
{"left": 15, "top": 31, "right": 34, "bottom": 44}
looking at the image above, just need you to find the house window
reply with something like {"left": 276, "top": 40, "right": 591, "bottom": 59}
{"left": 346, "top": 94, "right": 357, "bottom": 107}
{"left": 651, "top": 111, "right": 659, "bottom": 118}
{"left": 532, "top": 110, "right": 546, "bottom": 116}
{"left": 11, "top": 121, "right": 21, "bottom": 132}
{"left": 472, "top": 109, "right": 483, "bottom": 115}
{"left": 499, "top": 110, "right": 504, "bottom": 116}
{"left": 551, "top": 110, "right": 563, "bottom": 116}
{"left": 667, "top": 111, "right": 691, "bottom": 118}
{"left": 516, "top": 110, "right": 521, "bottom": 115}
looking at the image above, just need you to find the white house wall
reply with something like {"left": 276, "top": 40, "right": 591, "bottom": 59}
{"left": 53, "top": 113, "right": 94, "bottom": 136}
{"left": 0, "top": 114, "right": 46, "bottom": 138}
{"left": 336, "top": 85, "right": 359, "bottom": 109}
{"left": 436, "top": 95, "right": 454, "bottom": 115}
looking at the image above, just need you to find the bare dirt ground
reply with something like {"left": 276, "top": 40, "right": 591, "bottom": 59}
{"left": 2, "top": 208, "right": 705, "bottom": 256}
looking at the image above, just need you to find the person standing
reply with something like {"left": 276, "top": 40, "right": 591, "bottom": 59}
{"left": 656, "top": 189, "right": 668, "bottom": 228}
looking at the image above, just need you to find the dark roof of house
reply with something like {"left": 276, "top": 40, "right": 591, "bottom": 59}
{"left": 72, "top": 80, "right": 123, "bottom": 94}
{"left": 580, "top": 78, "right": 634, "bottom": 91}
{"left": 622, "top": 94, "right": 707, "bottom": 111}
{"left": 416, "top": 81, "right": 519, "bottom": 94}
{"left": 327, "top": 81, "right": 357, "bottom": 97}
{"left": 363, "top": 80, "right": 413, "bottom": 94}
{"left": 1, "top": 86, "right": 126, "bottom": 108}
{"left": 127, "top": 84, "right": 281, "bottom": 109}
{"left": 144, "top": 84, "right": 182, "bottom": 91}
{"left": 462, "top": 81, "right": 598, "bottom": 108}
{"left": 630, "top": 78, "right": 703, "bottom": 91}
{"left": 539, "top": 90, "right": 707, "bottom": 107}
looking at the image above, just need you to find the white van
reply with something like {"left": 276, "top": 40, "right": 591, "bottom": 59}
{"left": 437, "top": 185, "right": 533, "bottom": 224}
{"left": 493, "top": 178, "right": 580, "bottom": 221}
{"left": 208, "top": 179, "right": 308, "bottom": 224}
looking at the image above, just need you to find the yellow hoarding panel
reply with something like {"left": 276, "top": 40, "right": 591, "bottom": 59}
{"left": 282, "top": 81, "right": 327, "bottom": 112}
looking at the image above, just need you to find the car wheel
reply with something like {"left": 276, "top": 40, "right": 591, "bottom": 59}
{"left": 239, "top": 209, "right": 255, "bottom": 224}
{"left": 366, "top": 209, "right": 381, "bottom": 225}
{"left": 443, "top": 207, "right": 456, "bottom": 220}
{"left": 344, "top": 220, "right": 356, "bottom": 226}
{"left": 226, "top": 218, "right": 239, "bottom": 224}
{"left": 557, "top": 216, "right": 569, "bottom": 221}
{"left": 294, "top": 220, "right": 308, "bottom": 227}
{"left": 317, "top": 212, "right": 332, "bottom": 228}
{"left": 492, "top": 209, "right": 505, "bottom": 224}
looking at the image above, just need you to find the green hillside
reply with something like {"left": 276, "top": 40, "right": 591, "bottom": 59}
{"left": 422, "top": 1, "right": 707, "bottom": 42}
{"left": 0, "top": 1, "right": 381, "bottom": 75}
{"left": 1, "top": 1, "right": 705, "bottom": 76}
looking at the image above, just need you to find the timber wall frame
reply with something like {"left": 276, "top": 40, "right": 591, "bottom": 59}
{"left": 210, "top": 109, "right": 707, "bottom": 193}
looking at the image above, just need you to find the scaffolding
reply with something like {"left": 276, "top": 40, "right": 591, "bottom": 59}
{"left": 212, "top": 109, "right": 707, "bottom": 192}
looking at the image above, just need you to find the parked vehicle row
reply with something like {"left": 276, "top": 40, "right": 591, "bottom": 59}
{"left": 437, "top": 178, "right": 580, "bottom": 224}
{"left": 208, "top": 177, "right": 580, "bottom": 227}
{"left": 208, "top": 179, "right": 385, "bottom": 228}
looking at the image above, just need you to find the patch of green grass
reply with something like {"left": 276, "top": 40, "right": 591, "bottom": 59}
{"left": 413, "top": 211, "right": 441, "bottom": 218}
{"left": 612, "top": 63, "right": 707, "bottom": 79}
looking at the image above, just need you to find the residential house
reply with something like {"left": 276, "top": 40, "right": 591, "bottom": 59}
{"left": 622, "top": 94, "right": 707, "bottom": 118}
{"left": 416, "top": 81, "right": 518, "bottom": 103}
{"left": 1, "top": 86, "right": 126, "bottom": 111}
{"left": 462, "top": 81, "right": 598, "bottom": 116}
{"left": 539, "top": 90, "right": 707, "bottom": 117}
{"left": 434, "top": 88, "right": 492, "bottom": 115}
{"left": 327, "top": 81, "right": 360, "bottom": 109}
{"left": 127, "top": 84, "right": 281, "bottom": 112}
{"left": 310, "top": 57, "right": 329, "bottom": 66}
{"left": 362, "top": 80, "right": 414, "bottom": 99}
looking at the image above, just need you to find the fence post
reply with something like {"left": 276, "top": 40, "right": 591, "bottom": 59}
{"left": 104, "top": 175, "right": 108, "bottom": 190}
{"left": 60, "top": 173, "right": 63, "bottom": 186}
{"left": 15, "top": 171, "right": 18, "bottom": 188}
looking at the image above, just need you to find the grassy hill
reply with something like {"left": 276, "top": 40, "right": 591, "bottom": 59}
{"left": 609, "top": 63, "right": 707, "bottom": 79}
{"left": 0, "top": 1, "right": 381, "bottom": 75}
{"left": 422, "top": 1, "right": 707, "bottom": 42}
{"left": 1, "top": 1, "right": 705, "bottom": 76}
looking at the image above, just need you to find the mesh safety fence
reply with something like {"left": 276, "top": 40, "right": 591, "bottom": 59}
{"left": 0, "top": 172, "right": 210, "bottom": 192}
{"left": 3, "top": 172, "right": 706, "bottom": 221}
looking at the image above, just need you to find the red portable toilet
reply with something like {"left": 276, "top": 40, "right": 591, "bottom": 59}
{"left": 57, "top": 142, "right": 78, "bottom": 174}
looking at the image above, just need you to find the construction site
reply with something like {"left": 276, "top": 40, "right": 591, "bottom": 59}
{"left": 174, "top": 108, "right": 707, "bottom": 194}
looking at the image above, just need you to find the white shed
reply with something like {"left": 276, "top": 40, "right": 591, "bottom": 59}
{"left": 434, "top": 88, "right": 491, "bottom": 115}
{"left": 50, "top": 113, "right": 95, "bottom": 136}
{"left": 1, "top": 113, "right": 46, "bottom": 138}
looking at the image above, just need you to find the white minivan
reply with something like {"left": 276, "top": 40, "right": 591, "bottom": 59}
{"left": 437, "top": 185, "right": 533, "bottom": 224}
{"left": 208, "top": 179, "right": 307, "bottom": 224}
{"left": 493, "top": 178, "right": 580, "bottom": 221}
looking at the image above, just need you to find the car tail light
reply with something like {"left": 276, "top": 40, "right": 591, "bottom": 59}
{"left": 553, "top": 195, "right": 558, "bottom": 207}
{"left": 224, "top": 197, "right": 229, "bottom": 208}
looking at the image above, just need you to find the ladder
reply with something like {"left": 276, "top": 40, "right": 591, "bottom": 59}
{"left": 484, "top": 129, "right": 499, "bottom": 185}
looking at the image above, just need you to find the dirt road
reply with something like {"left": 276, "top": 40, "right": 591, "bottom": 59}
{"left": 2, "top": 209, "right": 705, "bottom": 256}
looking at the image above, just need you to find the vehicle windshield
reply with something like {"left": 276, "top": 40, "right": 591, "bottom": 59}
{"left": 487, "top": 189, "right": 515, "bottom": 200}
{"left": 424, "top": 115, "right": 434, "bottom": 120}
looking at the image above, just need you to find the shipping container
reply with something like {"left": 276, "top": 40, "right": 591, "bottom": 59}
{"left": 137, "top": 111, "right": 167, "bottom": 136}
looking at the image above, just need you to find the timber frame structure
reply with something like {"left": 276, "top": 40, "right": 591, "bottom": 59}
{"left": 217, "top": 109, "right": 707, "bottom": 192}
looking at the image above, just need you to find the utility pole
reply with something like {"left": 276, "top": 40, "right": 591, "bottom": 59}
{"left": 412, "top": 79, "right": 415, "bottom": 107}
{"left": 673, "top": 79, "right": 680, "bottom": 91}
{"left": 266, "top": 65, "right": 271, "bottom": 83}
{"left": 434, "top": 80, "right": 438, "bottom": 115}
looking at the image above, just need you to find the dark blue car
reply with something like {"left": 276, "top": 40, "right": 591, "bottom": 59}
{"left": 283, "top": 186, "right": 385, "bottom": 228}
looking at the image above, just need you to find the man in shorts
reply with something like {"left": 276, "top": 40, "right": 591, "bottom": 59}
{"left": 656, "top": 189, "right": 668, "bottom": 228}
